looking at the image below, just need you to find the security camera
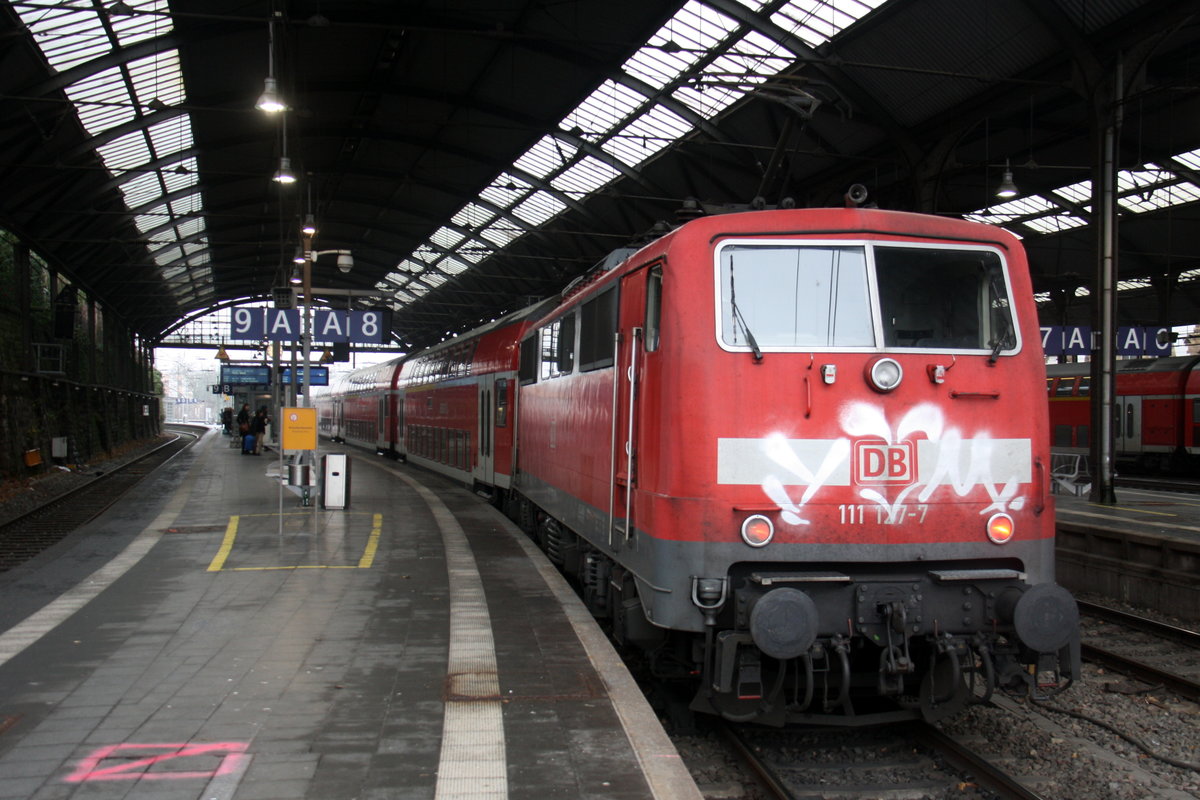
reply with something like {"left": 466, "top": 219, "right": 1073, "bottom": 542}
{"left": 336, "top": 253, "right": 354, "bottom": 273}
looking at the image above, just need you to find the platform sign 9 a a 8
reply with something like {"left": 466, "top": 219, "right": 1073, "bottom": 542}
{"left": 230, "top": 308, "right": 390, "bottom": 344}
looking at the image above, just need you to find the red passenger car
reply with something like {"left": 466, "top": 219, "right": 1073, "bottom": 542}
{"left": 1046, "top": 355, "right": 1200, "bottom": 472}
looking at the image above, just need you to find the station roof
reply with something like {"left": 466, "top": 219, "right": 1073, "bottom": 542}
{"left": 1, "top": 0, "right": 1198, "bottom": 350}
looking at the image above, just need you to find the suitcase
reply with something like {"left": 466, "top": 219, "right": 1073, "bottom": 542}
{"left": 243, "top": 433, "right": 255, "bottom": 454}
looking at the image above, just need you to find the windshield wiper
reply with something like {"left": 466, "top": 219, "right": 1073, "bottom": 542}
{"left": 987, "top": 274, "right": 1014, "bottom": 366}
{"left": 729, "top": 262, "right": 763, "bottom": 362}
{"left": 731, "top": 297, "right": 762, "bottom": 362}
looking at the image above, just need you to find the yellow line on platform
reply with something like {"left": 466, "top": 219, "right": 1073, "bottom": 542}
{"left": 358, "top": 513, "right": 383, "bottom": 568}
{"left": 206, "top": 512, "right": 383, "bottom": 572}
{"left": 207, "top": 516, "right": 239, "bottom": 572}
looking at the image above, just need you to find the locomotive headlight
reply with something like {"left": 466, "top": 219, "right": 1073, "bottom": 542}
{"left": 986, "top": 512, "right": 1015, "bottom": 544}
{"left": 741, "top": 514, "right": 774, "bottom": 547}
{"left": 865, "top": 357, "right": 903, "bottom": 393}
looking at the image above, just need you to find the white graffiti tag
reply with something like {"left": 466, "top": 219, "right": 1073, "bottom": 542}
{"left": 742, "top": 401, "right": 1029, "bottom": 527}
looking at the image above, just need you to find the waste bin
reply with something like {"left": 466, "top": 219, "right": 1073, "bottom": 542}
{"left": 322, "top": 453, "right": 350, "bottom": 509}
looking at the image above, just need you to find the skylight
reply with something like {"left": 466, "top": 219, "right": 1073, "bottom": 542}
{"left": 386, "top": 0, "right": 886, "bottom": 314}
{"left": 14, "top": 0, "right": 211, "bottom": 304}
{"left": 967, "top": 150, "right": 1200, "bottom": 238}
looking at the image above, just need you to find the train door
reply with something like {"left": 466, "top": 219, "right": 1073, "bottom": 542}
{"left": 611, "top": 263, "right": 661, "bottom": 550}
{"left": 1115, "top": 396, "right": 1141, "bottom": 457}
{"left": 477, "top": 380, "right": 494, "bottom": 485}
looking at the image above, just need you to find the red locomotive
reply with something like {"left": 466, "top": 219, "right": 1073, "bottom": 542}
{"left": 319, "top": 206, "right": 1079, "bottom": 724}
{"left": 1046, "top": 355, "right": 1200, "bottom": 473}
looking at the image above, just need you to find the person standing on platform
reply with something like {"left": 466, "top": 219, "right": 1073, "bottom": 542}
{"left": 221, "top": 406, "right": 233, "bottom": 435}
{"left": 237, "top": 403, "right": 253, "bottom": 454}
{"left": 250, "top": 406, "right": 271, "bottom": 455}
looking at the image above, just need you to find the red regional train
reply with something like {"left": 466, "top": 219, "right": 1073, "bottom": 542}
{"left": 318, "top": 206, "right": 1080, "bottom": 725}
{"left": 1046, "top": 356, "right": 1200, "bottom": 473}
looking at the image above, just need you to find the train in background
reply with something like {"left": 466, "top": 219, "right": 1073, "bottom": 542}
{"left": 318, "top": 205, "right": 1080, "bottom": 725}
{"left": 1046, "top": 355, "right": 1200, "bottom": 473}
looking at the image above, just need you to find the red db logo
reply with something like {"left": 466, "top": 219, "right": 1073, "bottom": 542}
{"left": 853, "top": 440, "right": 916, "bottom": 485}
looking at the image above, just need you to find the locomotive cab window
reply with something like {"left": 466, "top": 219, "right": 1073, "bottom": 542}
{"left": 718, "top": 244, "right": 873, "bottom": 349}
{"left": 876, "top": 247, "right": 1015, "bottom": 353}
{"left": 716, "top": 241, "right": 1016, "bottom": 355}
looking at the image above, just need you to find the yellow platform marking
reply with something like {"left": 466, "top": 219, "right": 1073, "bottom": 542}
{"left": 206, "top": 512, "right": 383, "bottom": 572}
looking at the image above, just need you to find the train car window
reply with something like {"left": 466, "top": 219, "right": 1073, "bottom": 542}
{"left": 518, "top": 336, "right": 538, "bottom": 384}
{"left": 579, "top": 288, "right": 617, "bottom": 371}
{"left": 1077, "top": 377, "right": 1091, "bottom": 396}
{"left": 495, "top": 378, "right": 509, "bottom": 427}
{"left": 719, "top": 245, "right": 873, "bottom": 348}
{"left": 1053, "top": 425, "right": 1073, "bottom": 447}
{"left": 876, "top": 247, "right": 1014, "bottom": 352}
{"left": 1077, "top": 425, "right": 1089, "bottom": 446}
{"left": 645, "top": 266, "right": 663, "bottom": 352}
{"left": 1046, "top": 378, "right": 1056, "bottom": 396}
{"left": 558, "top": 312, "right": 576, "bottom": 373}
{"left": 1054, "top": 379, "right": 1076, "bottom": 397}
{"left": 539, "top": 316, "right": 575, "bottom": 379}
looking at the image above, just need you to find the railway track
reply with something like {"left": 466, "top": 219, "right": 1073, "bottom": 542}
{"left": 719, "top": 718, "right": 1054, "bottom": 800}
{"left": 0, "top": 428, "right": 199, "bottom": 573}
{"left": 1078, "top": 599, "right": 1200, "bottom": 702}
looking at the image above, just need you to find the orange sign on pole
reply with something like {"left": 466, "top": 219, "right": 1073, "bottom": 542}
{"left": 281, "top": 407, "right": 318, "bottom": 451}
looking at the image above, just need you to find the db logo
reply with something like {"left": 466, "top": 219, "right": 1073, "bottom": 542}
{"left": 853, "top": 440, "right": 916, "bottom": 485}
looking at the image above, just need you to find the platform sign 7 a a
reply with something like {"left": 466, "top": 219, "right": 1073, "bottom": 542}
{"left": 230, "top": 308, "right": 390, "bottom": 343}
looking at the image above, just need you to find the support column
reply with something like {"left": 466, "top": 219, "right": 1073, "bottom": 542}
{"left": 1089, "top": 65, "right": 1122, "bottom": 504}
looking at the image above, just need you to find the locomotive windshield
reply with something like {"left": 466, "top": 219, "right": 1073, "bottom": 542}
{"left": 718, "top": 242, "right": 1016, "bottom": 354}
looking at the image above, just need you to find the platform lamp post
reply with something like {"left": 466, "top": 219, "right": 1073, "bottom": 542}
{"left": 302, "top": 249, "right": 354, "bottom": 407}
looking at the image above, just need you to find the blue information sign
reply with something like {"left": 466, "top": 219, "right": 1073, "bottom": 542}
{"left": 279, "top": 367, "right": 330, "bottom": 386}
{"left": 220, "top": 365, "right": 272, "bottom": 385}
{"left": 229, "top": 308, "right": 390, "bottom": 344}
{"left": 1040, "top": 325, "right": 1171, "bottom": 357}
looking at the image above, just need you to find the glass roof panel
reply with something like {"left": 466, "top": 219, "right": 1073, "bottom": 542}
{"left": 450, "top": 202, "right": 496, "bottom": 231}
{"left": 127, "top": 49, "right": 185, "bottom": 108}
{"left": 563, "top": 80, "right": 648, "bottom": 140}
{"left": 1053, "top": 180, "right": 1092, "bottom": 206}
{"left": 514, "top": 135, "right": 578, "bottom": 180}
{"left": 110, "top": 1, "right": 170, "bottom": 48}
{"left": 430, "top": 226, "right": 466, "bottom": 251}
{"left": 602, "top": 103, "right": 692, "bottom": 166}
{"left": 65, "top": 66, "right": 135, "bottom": 136}
{"left": 16, "top": 3, "right": 111, "bottom": 72}
{"left": 1119, "top": 182, "right": 1200, "bottom": 214}
{"left": 550, "top": 156, "right": 621, "bottom": 198}
{"left": 1022, "top": 215, "right": 1088, "bottom": 235}
{"left": 1175, "top": 149, "right": 1200, "bottom": 171}
{"left": 511, "top": 191, "right": 567, "bottom": 227}
{"left": 96, "top": 130, "right": 153, "bottom": 174}
{"left": 769, "top": 0, "right": 888, "bottom": 49}
{"left": 441, "top": 257, "right": 470, "bottom": 275}
{"left": 175, "top": 217, "right": 204, "bottom": 240}
{"left": 479, "top": 173, "right": 532, "bottom": 209}
{"left": 118, "top": 170, "right": 165, "bottom": 209}
{"left": 478, "top": 221, "right": 524, "bottom": 249}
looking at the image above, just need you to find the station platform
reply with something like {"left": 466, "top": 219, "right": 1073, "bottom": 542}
{"left": 1054, "top": 486, "right": 1200, "bottom": 621}
{"left": 0, "top": 429, "right": 701, "bottom": 800}
{"left": 1055, "top": 484, "right": 1200, "bottom": 541}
